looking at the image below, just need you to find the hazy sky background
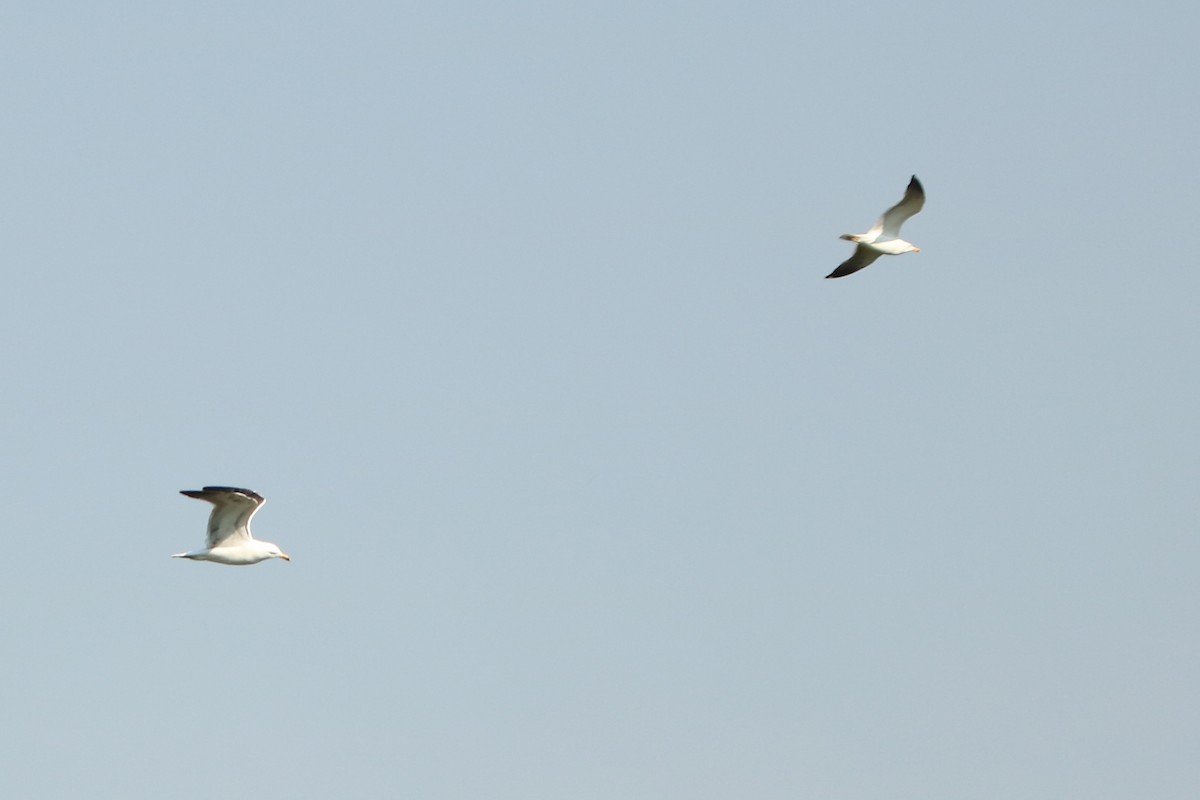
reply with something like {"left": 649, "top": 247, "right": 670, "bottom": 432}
{"left": 2, "top": 2, "right": 1197, "bottom": 797}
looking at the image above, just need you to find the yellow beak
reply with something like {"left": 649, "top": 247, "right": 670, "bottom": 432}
{"left": 280, "top": 553, "right": 292, "bottom": 561}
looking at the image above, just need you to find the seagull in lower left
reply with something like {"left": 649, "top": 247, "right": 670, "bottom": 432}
{"left": 173, "top": 486, "right": 291, "bottom": 565}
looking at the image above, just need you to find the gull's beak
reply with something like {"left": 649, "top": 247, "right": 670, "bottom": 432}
{"left": 913, "top": 247, "right": 921, "bottom": 252}
{"left": 280, "top": 553, "right": 291, "bottom": 562}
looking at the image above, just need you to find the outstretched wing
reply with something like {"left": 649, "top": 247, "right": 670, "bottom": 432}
{"left": 826, "top": 244, "right": 883, "bottom": 279}
{"left": 181, "top": 486, "right": 265, "bottom": 548}
{"left": 875, "top": 175, "right": 925, "bottom": 240}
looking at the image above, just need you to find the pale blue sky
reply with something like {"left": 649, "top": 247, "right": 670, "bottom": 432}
{"left": 2, "top": 2, "right": 1198, "bottom": 798}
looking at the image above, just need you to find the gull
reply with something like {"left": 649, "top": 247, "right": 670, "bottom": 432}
{"left": 827, "top": 175, "right": 925, "bottom": 279}
{"left": 172, "top": 486, "right": 291, "bottom": 565}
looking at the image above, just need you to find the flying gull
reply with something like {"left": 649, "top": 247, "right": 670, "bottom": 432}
{"left": 172, "top": 486, "right": 291, "bottom": 565}
{"left": 827, "top": 175, "right": 925, "bottom": 279}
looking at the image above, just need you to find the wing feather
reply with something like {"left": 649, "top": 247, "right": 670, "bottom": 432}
{"left": 878, "top": 175, "right": 925, "bottom": 240}
{"left": 826, "top": 244, "right": 883, "bottom": 279}
{"left": 181, "top": 487, "right": 265, "bottom": 548}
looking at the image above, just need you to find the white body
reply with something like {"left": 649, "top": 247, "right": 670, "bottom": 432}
{"left": 844, "top": 236, "right": 919, "bottom": 255}
{"left": 175, "top": 538, "right": 285, "bottom": 566}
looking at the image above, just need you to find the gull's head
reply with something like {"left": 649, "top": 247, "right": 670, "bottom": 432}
{"left": 265, "top": 543, "right": 291, "bottom": 562}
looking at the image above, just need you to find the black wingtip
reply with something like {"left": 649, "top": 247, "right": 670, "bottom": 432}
{"left": 180, "top": 486, "right": 265, "bottom": 502}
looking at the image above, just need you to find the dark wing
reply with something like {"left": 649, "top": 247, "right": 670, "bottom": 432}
{"left": 180, "top": 486, "right": 265, "bottom": 548}
{"left": 826, "top": 244, "right": 883, "bottom": 279}
{"left": 877, "top": 175, "right": 925, "bottom": 240}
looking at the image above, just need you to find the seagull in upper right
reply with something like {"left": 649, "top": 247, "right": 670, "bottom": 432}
{"left": 172, "top": 486, "right": 291, "bottom": 565}
{"left": 827, "top": 175, "right": 925, "bottom": 279}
